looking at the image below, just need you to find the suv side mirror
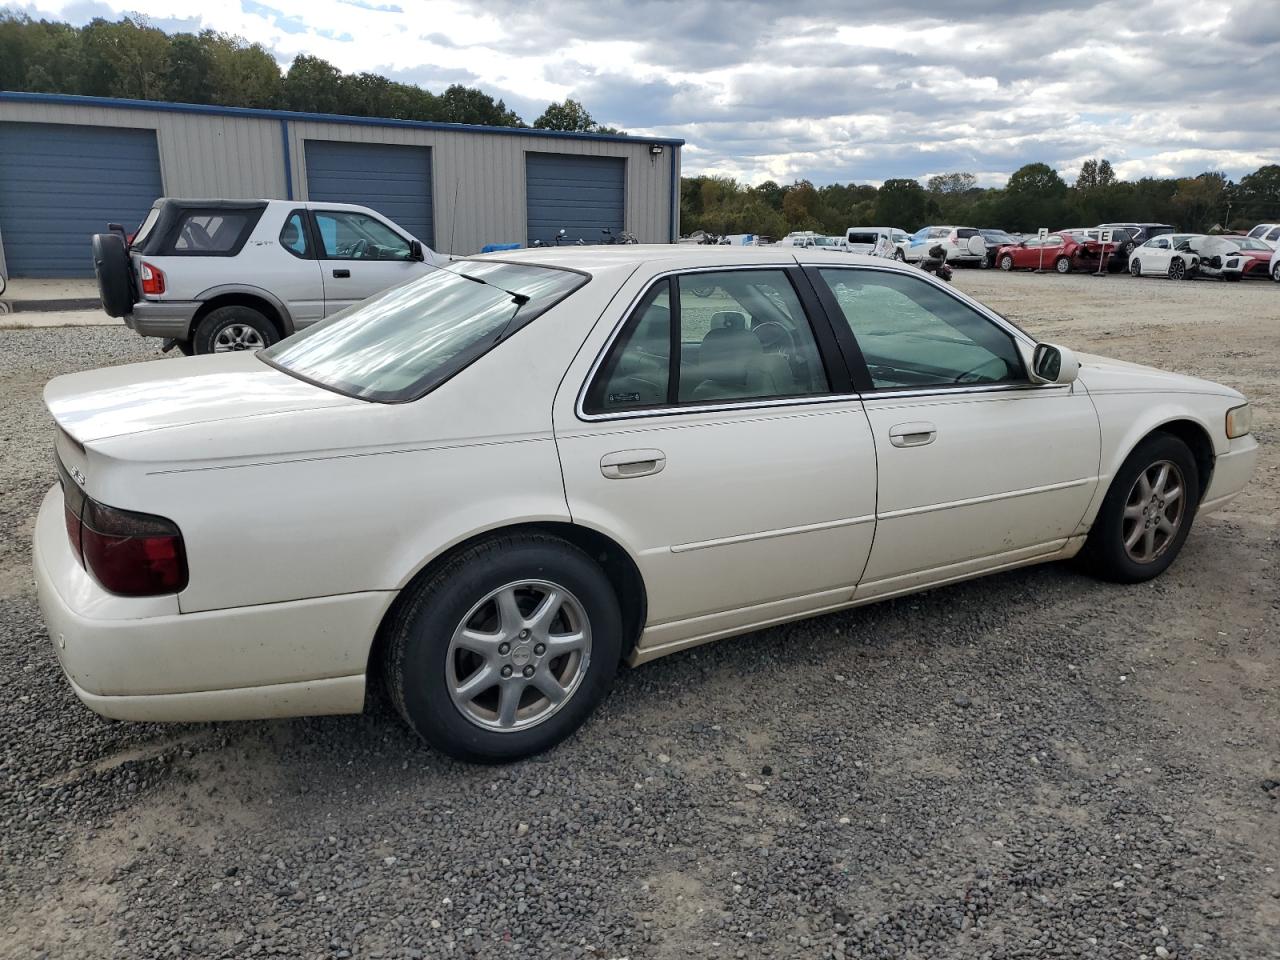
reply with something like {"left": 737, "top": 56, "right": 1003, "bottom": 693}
{"left": 1030, "top": 343, "right": 1079, "bottom": 385}
{"left": 408, "top": 240, "right": 425, "bottom": 262}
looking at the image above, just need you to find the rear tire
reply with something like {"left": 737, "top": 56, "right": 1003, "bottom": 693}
{"left": 384, "top": 534, "right": 623, "bottom": 762}
{"left": 1078, "top": 434, "right": 1198, "bottom": 584}
{"left": 1055, "top": 256, "right": 1071, "bottom": 274}
{"left": 192, "top": 305, "right": 277, "bottom": 355}
{"left": 1273, "top": 263, "right": 1280, "bottom": 283}
{"left": 92, "top": 233, "right": 134, "bottom": 318}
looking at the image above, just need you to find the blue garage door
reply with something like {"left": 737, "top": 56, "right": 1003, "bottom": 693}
{"left": 526, "top": 153, "right": 625, "bottom": 245}
{"left": 305, "top": 140, "right": 433, "bottom": 247}
{"left": 0, "top": 122, "right": 162, "bottom": 278}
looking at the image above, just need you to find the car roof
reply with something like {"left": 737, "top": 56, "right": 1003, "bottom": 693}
{"left": 470, "top": 244, "right": 923, "bottom": 273}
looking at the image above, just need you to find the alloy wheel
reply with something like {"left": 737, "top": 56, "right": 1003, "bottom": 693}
{"left": 1130, "top": 259, "right": 1142, "bottom": 277}
{"left": 1000, "top": 255, "right": 1013, "bottom": 271}
{"left": 1122, "top": 460, "right": 1186, "bottom": 564}
{"left": 212, "top": 323, "right": 267, "bottom": 352}
{"left": 1169, "top": 259, "right": 1185, "bottom": 281}
{"left": 446, "top": 580, "right": 592, "bottom": 731}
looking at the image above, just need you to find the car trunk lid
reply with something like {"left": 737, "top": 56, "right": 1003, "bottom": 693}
{"left": 45, "top": 353, "right": 362, "bottom": 445}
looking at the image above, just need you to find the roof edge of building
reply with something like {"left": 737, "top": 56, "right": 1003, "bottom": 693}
{"left": 0, "top": 91, "right": 685, "bottom": 147}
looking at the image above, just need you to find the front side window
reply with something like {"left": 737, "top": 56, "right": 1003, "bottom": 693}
{"left": 584, "top": 269, "right": 829, "bottom": 414}
{"left": 1268, "top": 227, "right": 1280, "bottom": 242}
{"left": 816, "top": 268, "right": 1025, "bottom": 390}
{"left": 1247, "top": 225, "right": 1266, "bottom": 238}
{"left": 263, "top": 261, "right": 585, "bottom": 402}
{"left": 1149, "top": 238, "right": 1170, "bottom": 250}
{"left": 314, "top": 211, "right": 412, "bottom": 261}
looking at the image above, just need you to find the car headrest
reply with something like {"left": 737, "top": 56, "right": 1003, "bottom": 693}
{"left": 711, "top": 311, "right": 746, "bottom": 330}
{"left": 281, "top": 221, "right": 301, "bottom": 246}
{"left": 699, "top": 326, "right": 761, "bottom": 383}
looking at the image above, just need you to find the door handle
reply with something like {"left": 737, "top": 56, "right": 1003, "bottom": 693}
{"left": 888, "top": 421, "right": 936, "bottom": 447}
{"left": 332, "top": 268, "right": 351, "bottom": 278}
{"left": 600, "top": 449, "right": 666, "bottom": 480}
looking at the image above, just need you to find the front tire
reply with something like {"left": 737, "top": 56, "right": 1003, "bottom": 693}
{"left": 1273, "top": 262, "right": 1280, "bottom": 283}
{"left": 999, "top": 254, "right": 1014, "bottom": 271}
{"left": 893, "top": 250, "right": 906, "bottom": 261}
{"left": 1130, "top": 258, "right": 1142, "bottom": 277}
{"left": 1079, "top": 434, "right": 1198, "bottom": 583}
{"left": 192, "top": 305, "right": 277, "bottom": 355}
{"left": 384, "top": 534, "right": 623, "bottom": 762}
{"left": 1169, "top": 257, "right": 1187, "bottom": 281}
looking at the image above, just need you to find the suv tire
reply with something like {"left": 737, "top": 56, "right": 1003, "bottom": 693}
{"left": 92, "top": 233, "right": 134, "bottom": 318}
{"left": 193, "top": 305, "right": 277, "bottom": 354}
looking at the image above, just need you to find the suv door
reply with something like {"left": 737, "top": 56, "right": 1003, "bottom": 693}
{"left": 310, "top": 208, "right": 430, "bottom": 314}
{"left": 553, "top": 265, "right": 878, "bottom": 656}
{"left": 273, "top": 209, "right": 326, "bottom": 326}
{"left": 809, "top": 265, "right": 1100, "bottom": 600}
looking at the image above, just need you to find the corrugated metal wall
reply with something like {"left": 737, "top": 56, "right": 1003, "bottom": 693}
{"left": 0, "top": 97, "right": 679, "bottom": 263}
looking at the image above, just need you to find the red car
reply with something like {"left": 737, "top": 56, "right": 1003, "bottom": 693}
{"left": 995, "top": 231, "right": 1106, "bottom": 274}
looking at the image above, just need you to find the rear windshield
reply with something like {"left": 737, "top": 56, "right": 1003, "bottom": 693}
{"left": 262, "top": 261, "right": 586, "bottom": 403}
{"left": 954, "top": 228, "right": 978, "bottom": 238}
{"left": 131, "top": 207, "right": 162, "bottom": 248}
{"left": 173, "top": 212, "right": 255, "bottom": 253}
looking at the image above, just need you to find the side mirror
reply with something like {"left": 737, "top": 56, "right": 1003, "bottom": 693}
{"left": 408, "top": 239, "right": 425, "bottom": 262}
{"left": 558, "top": 228, "right": 567, "bottom": 238}
{"left": 1030, "top": 343, "right": 1079, "bottom": 385}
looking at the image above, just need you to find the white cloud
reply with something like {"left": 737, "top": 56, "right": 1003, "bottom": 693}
{"left": 19, "top": 0, "right": 1280, "bottom": 185}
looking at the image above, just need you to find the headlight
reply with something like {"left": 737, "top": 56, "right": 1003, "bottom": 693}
{"left": 1226, "top": 403, "right": 1252, "bottom": 439}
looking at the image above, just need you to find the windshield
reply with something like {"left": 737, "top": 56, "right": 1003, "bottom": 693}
{"left": 262, "top": 260, "right": 586, "bottom": 402}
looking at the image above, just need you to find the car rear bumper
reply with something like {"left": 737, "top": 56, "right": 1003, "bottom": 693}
{"left": 32, "top": 485, "right": 384, "bottom": 723}
{"left": 125, "top": 299, "right": 199, "bottom": 338}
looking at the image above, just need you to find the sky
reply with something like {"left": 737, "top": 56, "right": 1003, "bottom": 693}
{"left": 11, "top": 0, "right": 1280, "bottom": 187}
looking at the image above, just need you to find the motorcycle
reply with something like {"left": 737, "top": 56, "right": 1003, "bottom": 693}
{"left": 531, "top": 228, "right": 587, "bottom": 248}
{"left": 600, "top": 228, "right": 638, "bottom": 245}
{"left": 917, "top": 243, "right": 954, "bottom": 282}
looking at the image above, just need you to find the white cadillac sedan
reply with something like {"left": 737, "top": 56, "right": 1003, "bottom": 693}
{"left": 34, "top": 247, "right": 1257, "bottom": 761}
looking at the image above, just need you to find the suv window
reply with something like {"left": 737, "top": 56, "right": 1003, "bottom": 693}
{"left": 585, "top": 269, "right": 829, "bottom": 414}
{"left": 280, "top": 212, "right": 309, "bottom": 259}
{"left": 1268, "top": 227, "right": 1280, "bottom": 242}
{"left": 816, "top": 268, "right": 1025, "bottom": 389}
{"left": 314, "top": 211, "right": 412, "bottom": 261}
{"left": 847, "top": 232, "right": 879, "bottom": 245}
{"left": 171, "top": 211, "right": 254, "bottom": 254}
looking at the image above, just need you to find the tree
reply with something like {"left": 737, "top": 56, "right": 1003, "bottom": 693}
{"left": 1077, "top": 159, "right": 1098, "bottom": 190}
{"left": 874, "top": 178, "right": 928, "bottom": 229}
{"left": 781, "top": 180, "right": 823, "bottom": 231}
{"left": 1097, "top": 159, "right": 1116, "bottom": 187}
{"left": 1172, "top": 172, "right": 1229, "bottom": 232}
{"left": 533, "top": 98, "right": 595, "bottom": 132}
{"left": 283, "top": 55, "right": 344, "bottom": 114}
{"left": 437, "top": 84, "right": 521, "bottom": 126}
{"left": 926, "top": 172, "right": 976, "bottom": 194}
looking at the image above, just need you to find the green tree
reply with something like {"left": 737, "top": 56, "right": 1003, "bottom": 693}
{"left": 1172, "top": 172, "right": 1230, "bottom": 232}
{"left": 926, "top": 172, "right": 976, "bottom": 195}
{"left": 283, "top": 55, "right": 344, "bottom": 113}
{"left": 533, "top": 98, "right": 595, "bottom": 132}
{"left": 437, "top": 84, "right": 521, "bottom": 126}
{"left": 874, "top": 178, "right": 928, "bottom": 229}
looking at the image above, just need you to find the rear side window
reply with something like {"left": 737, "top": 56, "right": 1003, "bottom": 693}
{"left": 847, "top": 232, "right": 879, "bottom": 245}
{"left": 171, "top": 212, "right": 256, "bottom": 254}
{"left": 1247, "top": 226, "right": 1266, "bottom": 238}
{"left": 584, "top": 269, "right": 830, "bottom": 415}
{"left": 954, "top": 228, "right": 978, "bottom": 238}
{"left": 1268, "top": 227, "right": 1280, "bottom": 242}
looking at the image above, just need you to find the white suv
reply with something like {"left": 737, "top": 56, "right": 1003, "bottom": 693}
{"left": 93, "top": 198, "right": 445, "bottom": 354}
{"left": 896, "top": 226, "right": 987, "bottom": 264}
{"left": 1246, "top": 223, "right": 1280, "bottom": 249}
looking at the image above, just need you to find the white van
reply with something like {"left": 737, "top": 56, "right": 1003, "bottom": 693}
{"left": 846, "top": 226, "right": 909, "bottom": 255}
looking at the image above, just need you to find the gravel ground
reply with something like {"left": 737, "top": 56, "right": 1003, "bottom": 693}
{"left": 2, "top": 274, "right": 1277, "bottom": 960}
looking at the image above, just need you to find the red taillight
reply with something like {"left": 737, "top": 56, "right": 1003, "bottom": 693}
{"left": 139, "top": 261, "right": 165, "bottom": 296}
{"left": 79, "top": 499, "right": 187, "bottom": 596}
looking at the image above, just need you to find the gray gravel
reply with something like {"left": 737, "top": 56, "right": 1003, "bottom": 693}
{"left": 2, "top": 286, "right": 1278, "bottom": 959}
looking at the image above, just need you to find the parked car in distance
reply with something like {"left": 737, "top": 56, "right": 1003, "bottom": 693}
{"left": 36, "top": 246, "right": 1258, "bottom": 761}
{"left": 846, "top": 227, "right": 909, "bottom": 255}
{"left": 92, "top": 198, "right": 446, "bottom": 355}
{"left": 1128, "top": 234, "right": 1202, "bottom": 280}
{"left": 1270, "top": 246, "right": 1280, "bottom": 282}
{"left": 1099, "top": 222, "right": 1176, "bottom": 255}
{"left": 994, "top": 232, "right": 1104, "bottom": 274}
{"left": 779, "top": 232, "right": 845, "bottom": 251}
{"left": 896, "top": 226, "right": 987, "bottom": 265}
{"left": 1188, "top": 235, "right": 1275, "bottom": 280}
{"left": 1245, "top": 223, "right": 1280, "bottom": 248}
{"left": 977, "top": 229, "right": 1018, "bottom": 267}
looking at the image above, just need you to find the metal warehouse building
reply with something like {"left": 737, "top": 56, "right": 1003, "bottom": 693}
{"left": 0, "top": 91, "right": 683, "bottom": 277}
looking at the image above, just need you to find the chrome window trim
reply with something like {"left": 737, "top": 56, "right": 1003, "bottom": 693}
{"left": 574, "top": 260, "right": 1045, "bottom": 424}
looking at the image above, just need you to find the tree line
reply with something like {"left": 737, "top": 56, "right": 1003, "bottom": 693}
{"left": 0, "top": 12, "right": 615, "bottom": 132}
{"left": 682, "top": 161, "right": 1280, "bottom": 238}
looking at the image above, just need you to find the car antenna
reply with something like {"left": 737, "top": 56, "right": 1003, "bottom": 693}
{"left": 448, "top": 178, "right": 460, "bottom": 258}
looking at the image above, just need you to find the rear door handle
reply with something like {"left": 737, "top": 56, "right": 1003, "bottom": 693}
{"left": 600, "top": 449, "right": 666, "bottom": 479}
{"left": 889, "top": 421, "right": 937, "bottom": 447}
{"left": 332, "top": 268, "right": 351, "bottom": 278}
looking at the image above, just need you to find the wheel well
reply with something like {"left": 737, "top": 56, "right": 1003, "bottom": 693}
{"left": 192, "top": 293, "right": 286, "bottom": 340}
{"left": 365, "top": 522, "right": 648, "bottom": 682}
{"left": 1152, "top": 419, "right": 1214, "bottom": 502}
